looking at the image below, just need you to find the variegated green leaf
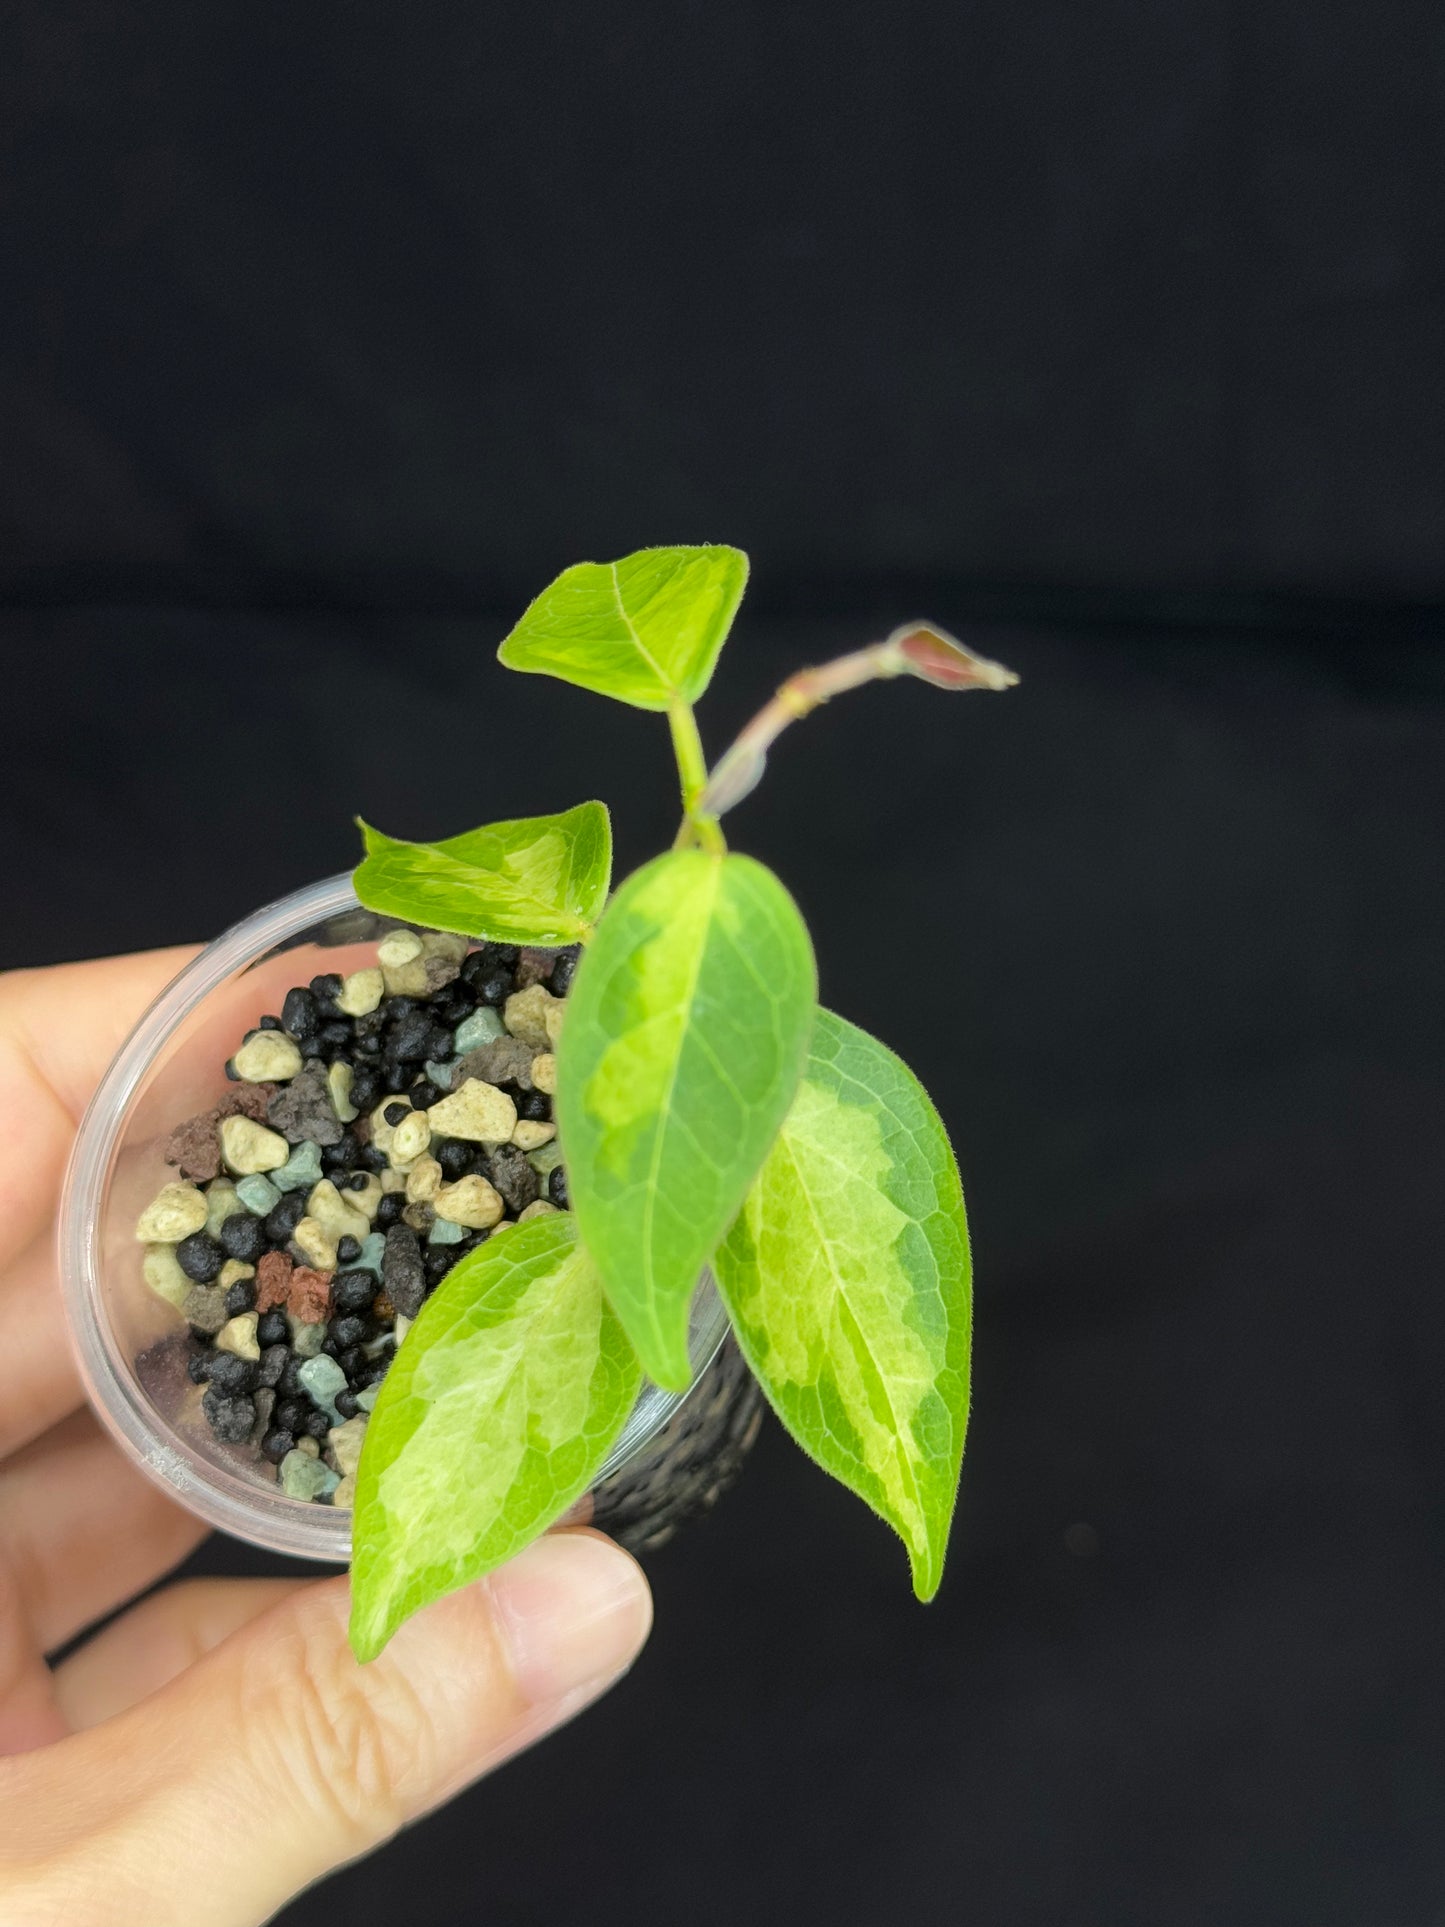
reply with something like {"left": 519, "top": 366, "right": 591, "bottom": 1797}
{"left": 353, "top": 801, "right": 611, "bottom": 945}
{"left": 349, "top": 1214, "right": 639, "bottom": 1661}
{"left": 497, "top": 545, "right": 748, "bottom": 711}
{"left": 714, "top": 1008, "right": 971, "bottom": 1599}
{"left": 557, "top": 848, "right": 816, "bottom": 1390}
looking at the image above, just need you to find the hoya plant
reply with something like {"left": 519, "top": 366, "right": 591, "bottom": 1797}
{"left": 347, "top": 545, "right": 1017, "bottom": 1660}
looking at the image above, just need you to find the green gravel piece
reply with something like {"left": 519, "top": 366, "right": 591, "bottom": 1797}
{"left": 424, "top": 1059, "right": 453, "bottom": 1088}
{"left": 279, "top": 1450, "right": 336, "bottom": 1501}
{"left": 298, "top": 1354, "right": 348, "bottom": 1423}
{"left": 356, "top": 1232, "right": 387, "bottom": 1278}
{"left": 453, "top": 1006, "right": 505, "bottom": 1053}
{"left": 525, "top": 1140, "right": 565, "bottom": 1177}
{"left": 288, "top": 1318, "right": 327, "bottom": 1358}
{"left": 270, "top": 1140, "right": 323, "bottom": 1194}
{"left": 235, "top": 1174, "right": 282, "bottom": 1215}
{"left": 427, "top": 1216, "right": 466, "bottom": 1246}
{"left": 356, "top": 1386, "right": 380, "bottom": 1412}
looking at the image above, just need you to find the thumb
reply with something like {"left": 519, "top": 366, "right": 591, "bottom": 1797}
{"left": 9, "top": 1531, "right": 651, "bottom": 1927}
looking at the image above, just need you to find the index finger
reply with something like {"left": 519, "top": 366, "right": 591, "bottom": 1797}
{"left": 0, "top": 948, "right": 199, "bottom": 1277}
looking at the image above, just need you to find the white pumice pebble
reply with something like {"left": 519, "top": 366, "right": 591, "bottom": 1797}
{"left": 135, "top": 1181, "right": 209, "bottom": 1243}
{"left": 142, "top": 1243, "right": 192, "bottom": 1308}
{"left": 217, "top": 1259, "right": 256, "bottom": 1290}
{"left": 544, "top": 999, "right": 564, "bottom": 1046}
{"left": 327, "top": 1060, "right": 358, "bottom": 1122}
{"left": 232, "top": 1031, "right": 303, "bottom": 1082}
{"left": 331, "top": 1474, "right": 357, "bottom": 1509}
{"left": 389, "top": 1110, "right": 432, "bottom": 1166}
{"left": 378, "top": 928, "right": 429, "bottom": 995}
{"left": 503, "top": 984, "right": 563, "bottom": 1049}
{"left": 203, "top": 1179, "right": 240, "bottom": 1238}
{"left": 369, "top": 1097, "right": 410, "bottom": 1155}
{"left": 291, "top": 1216, "right": 339, "bottom": 1271}
{"left": 426, "top": 1077, "right": 518, "bottom": 1143}
{"left": 218, "top": 1116, "right": 290, "bottom": 1175}
{"left": 335, "top": 966, "right": 385, "bottom": 1016}
{"left": 518, "top": 1198, "right": 562, "bottom": 1222}
{"left": 345, "top": 1171, "right": 384, "bottom": 1220}
{"left": 405, "top": 1155, "right": 443, "bottom": 1203}
{"left": 214, "top": 1312, "right": 261, "bottom": 1361}
{"left": 377, "top": 929, "right": 423, "bottom": 967}
{"left": 326, "top": 1415, "right": 368, "bottom": 1477}
{"left": 432, "top": 1173, "right": 506, "bottom": 1229}
{"left": 305, "top": 1178, "right": 370, "bottom": 1246}
{"left": 529, "top": 1052, "right": 557, "bottom": 1095}
{"left": 511, "top": 1119, "right": 557, "bottom": 1151}
{"left": 422, "top": 930, "right": 469, "bottom": 963}
{"left": 379, "top": 1167, "right": 407, "bottom": 1194}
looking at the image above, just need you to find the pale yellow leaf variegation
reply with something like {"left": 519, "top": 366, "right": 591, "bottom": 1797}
{"left": 714, "top": 1008, "right": 972, "bottom": 1598}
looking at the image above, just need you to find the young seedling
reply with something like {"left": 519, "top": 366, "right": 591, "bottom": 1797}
{"left": 346, "top": 545, "right": 1017, "bottom": 1660}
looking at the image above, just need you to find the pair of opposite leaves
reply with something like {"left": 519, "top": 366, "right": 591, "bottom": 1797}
{"left": 348, "top": 547, "right": 971, "bottom": 1659}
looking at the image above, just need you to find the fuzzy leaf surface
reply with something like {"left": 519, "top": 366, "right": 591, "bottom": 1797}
{"left": 353, "top": 802, "right": 611, "bottom": 945}
{"left": 349, "top": 1214, "right": 639, "bottom": 1661}
{"left": 557, "top": 849, "right": 815, "bottom": 1388}
{"left": 714, "top": 1008, "right": 971, "bottom": 1599}
{"left": 497, "top": 545, "right": 748, "bottom": 711}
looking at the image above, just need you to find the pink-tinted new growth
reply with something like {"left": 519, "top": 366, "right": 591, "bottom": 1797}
{"left": 890, "top": 624, "right": 1020, "bottom": 693}
{"left": 699, "top": 623, "right": 1018, "bottom": 820}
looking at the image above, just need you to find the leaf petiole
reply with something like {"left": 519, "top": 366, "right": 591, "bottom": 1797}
{"left": 667, "top": 697, "right": 726, "bottom": 854}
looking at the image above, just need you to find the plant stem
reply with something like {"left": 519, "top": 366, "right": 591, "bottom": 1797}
{"left": 667, "top": 699, "right": 726, "bottom": 854}
{"left": 699, "top": 623, "right": 1018, "bottom": 819}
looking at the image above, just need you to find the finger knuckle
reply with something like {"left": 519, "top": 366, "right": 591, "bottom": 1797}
{"left": 240, "top": 1601, "right": 438, "bottom": 1844}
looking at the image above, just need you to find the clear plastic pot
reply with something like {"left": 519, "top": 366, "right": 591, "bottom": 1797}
{"left": 57, "top": 875, "right": 764, "bottom": 1564}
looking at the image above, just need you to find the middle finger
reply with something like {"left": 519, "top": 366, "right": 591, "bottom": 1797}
{"left": 0, "top": 1410, "right": 206, "bottom": 1655}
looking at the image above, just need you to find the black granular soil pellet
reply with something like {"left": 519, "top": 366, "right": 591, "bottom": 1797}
{"left": 549, "top": 1164, "right": 569, "bottom": 1208}
{"left": 436, "top": 1140, "right": 473, "bottom": 1179}
{"left": 218, "top": 1213, "right": 268, "bottom": 1263}
{"left": 276, "top": 1356, "right": 307, "bottom": 1400}
{"left": 550, "top": 946, "right": 581, "bottom": 996}
{"left": 223, "top": 1279, "right": 256, "bottom": 1317}
{"left": 264, "top": 1192, "right": 308, "bottom": 1243}
{"left": 308, "top": 973, "right": 344, "bottom": 1017}
{"left": 209, "top": 1353, "right": 259, "bottom": 1396}
{"left": 202, "top": 1387, "right": 256, "bottom": 1443}
{"left": 382, "top": 1225, "right": 426, "bottom": 1318}
{"left": 332, "top": 1271, "right": 377, "bottom": 1314}
{"left": 281, "top": 986, "right": 318, "bottom": 1038}
{"left": 258, "top": 1341, "right": 290, "bottom": 1383}
{"left": 176, "top": 1232, "right": 225, "bottom": 1283}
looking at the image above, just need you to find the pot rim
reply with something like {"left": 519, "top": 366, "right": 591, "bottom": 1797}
{"left": 57, "top": 872, "right": 731, "bottom": 1562}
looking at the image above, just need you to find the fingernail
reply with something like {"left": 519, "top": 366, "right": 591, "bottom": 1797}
{"left": 486, "top": 1533, "right": 653, "bottom": 1706}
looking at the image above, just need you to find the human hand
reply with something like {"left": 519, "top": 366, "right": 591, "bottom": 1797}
{"left": 0, "top": 950, "right": 653, "bottom": 1926}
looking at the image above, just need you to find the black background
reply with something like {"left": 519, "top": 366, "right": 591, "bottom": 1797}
{"left": 4, "top": 5, "right": 1444, "bottom": 1924}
